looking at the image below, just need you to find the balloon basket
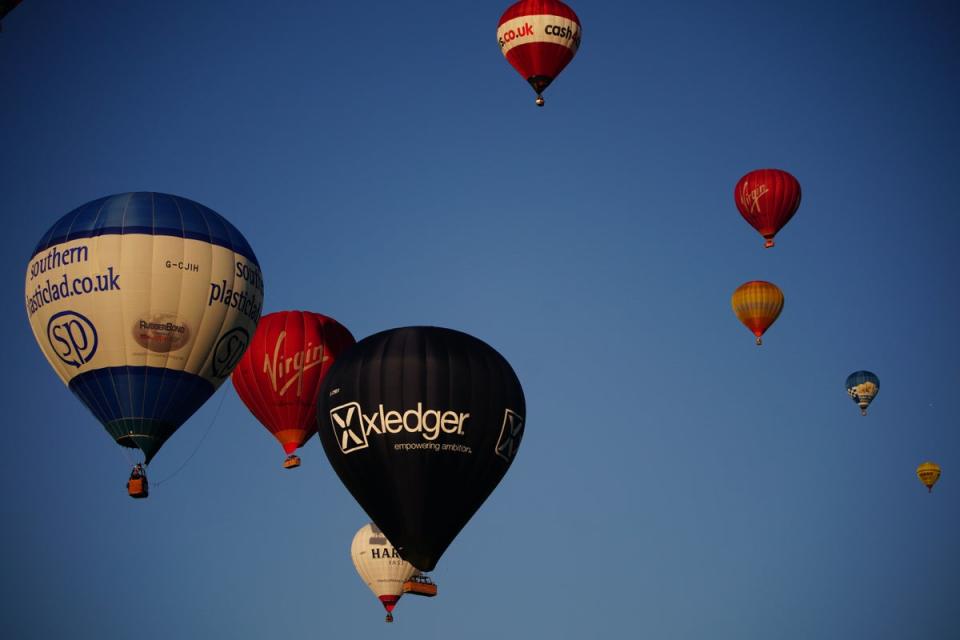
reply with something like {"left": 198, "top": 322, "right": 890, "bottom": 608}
{"left": 403, "top": 575, "right": 438, "bottom": 597}
{"left": 283, "top": 454, "right": 301, "bottom": 469}
{"left": 127, "top": 476, "right": 149, "bottom": 499}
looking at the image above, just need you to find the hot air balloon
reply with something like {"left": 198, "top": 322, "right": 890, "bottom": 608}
{"left": 25, "top": 192, "right": 263, "bottom": 497}
{"left": 318, "top": 327, "right": 526, "bottom": 571}
{"left": 232, "top": 311, "right": 354, "bottom": 469}
{"left": 916, "top": 462, "right": 941, "bottom": 493}
{"left": 845, "top": 371, "right": 879, "bottom": 416}
{"left": 734, "top": 169, "right": 801, "bottom": 248}
{"left": 0, "top": 1, "right": 23, "bottom": 31}
{"left": 731, "top": 281, "right": 784, "bottom": 345}
{"left": 497, "top": 0, "right": 581, "bottom": 106}
{"left": 351, "top": 523, "right": 421, "bottom": 623}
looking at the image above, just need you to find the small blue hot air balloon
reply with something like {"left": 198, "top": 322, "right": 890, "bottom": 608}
{"left": 845, "top": 371, "right": 879, "bottom": 416}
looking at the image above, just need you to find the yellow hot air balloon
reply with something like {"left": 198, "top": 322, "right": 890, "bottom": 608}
{"left": 917, "top": 462, "right": 941, "bottom": 493}
{"left": 731, "top": 281, "right": 784, "bottom": 345}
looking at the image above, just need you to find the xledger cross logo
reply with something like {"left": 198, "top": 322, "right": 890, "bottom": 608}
{"left": 329, "top": 402, "right": 471, "bottom": 455}
{"left": 330, "top": 402, "right": 367, "bottom": 453}
{"left": 495, "top": 409, "right": 524, "bottom": 462}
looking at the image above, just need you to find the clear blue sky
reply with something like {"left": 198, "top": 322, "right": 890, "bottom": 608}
{"left": 2, "top": 1, "right": 958, "bottom": 638}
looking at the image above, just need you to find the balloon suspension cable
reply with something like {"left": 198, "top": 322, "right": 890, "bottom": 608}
{"left": 118, "top": 438, "right": 147, "bottom": 479}
{"left": 118, "top": 441, "right": 142, "bottom": 468}
{"left": 152, "top": 384, "right": 230, "bottom": 488}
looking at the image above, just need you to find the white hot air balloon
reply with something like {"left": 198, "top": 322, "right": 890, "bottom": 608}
{"left": 351, "top": 523, "right": 417, "bottom": 623}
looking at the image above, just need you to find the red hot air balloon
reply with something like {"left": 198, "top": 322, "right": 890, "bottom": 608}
{"left": 497, "top": 0, "right": 581, "bottom": 106}
{"left": 734, "top": 169, "right": 802, "bottom": 248}
{"left": 232, "top": 311, "right": 355, "bottom": 468}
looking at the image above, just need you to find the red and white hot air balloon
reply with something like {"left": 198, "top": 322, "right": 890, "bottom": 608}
{"left": 734, "top": 169, "right": 802, "bottom": 248}
{"left": 497, "top": 0, "right": 581, "bottom": 106}
{"left": 351, "top": 523, "right": 419, "bottom": 624}
{"left": 231, "top": 311, "right": 354, "bottom": 468}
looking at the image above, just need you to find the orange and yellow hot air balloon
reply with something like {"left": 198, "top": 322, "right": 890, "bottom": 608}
{"left": 917, "top": 462, "right": 941, "bottom": 493}
{"left": 731, "top": 281, "right": 784, "bottom": 346}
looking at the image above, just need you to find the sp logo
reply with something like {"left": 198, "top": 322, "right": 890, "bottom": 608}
{"left": 46, "top": 311, "right": 98, "bottom": 368}
{"left": 211, "top": 327, "right": 249, "bottom": 378}
{"left": 495, "top": 409, "right": 524, "bottom": 462}
{"left": 329, "top": 401, "right": 369, "bottom": 454}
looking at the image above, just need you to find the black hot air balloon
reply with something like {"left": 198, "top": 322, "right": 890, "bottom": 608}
{"left": 0, "top": 1, "right": 23, "bottom": 31}
{"left": 317, "top": 326, "right": 526, "bottom": 571}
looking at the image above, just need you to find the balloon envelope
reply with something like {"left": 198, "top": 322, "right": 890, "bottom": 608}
{"left": 498, "top": 0, "right": 581, "bottom": 104}
{"left": 916, "top": 462, "right": 941, "bottom": 493}
{"left": 731, "top": 281, "right": 784, "bottom": 345}
{"left": 0, "top": 1, "right": 23, "bottom": 24}
{"left": 351, "top": 523, "right": 418, "bottom": 618}
{"left": 318, "top": 326, "right": 526, "bottom": 571}
{"left": 735, "top": 169, "right": 801, "bottom": 248}
{"left": 232, "top": 311, "right": 354, "bottom": 457}
{"left": 845, "top": 370, "right": 879, "bottom": 416}
{"left": 25, "top": 192, "right": 263, "bottom": 463}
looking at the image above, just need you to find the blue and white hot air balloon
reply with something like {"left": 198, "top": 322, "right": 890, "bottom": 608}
{"left": 24, "top": 192, "right": 264, "bottom": 496}
{"left": 845, "top": 370, "right": 879, "bottom": 416}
